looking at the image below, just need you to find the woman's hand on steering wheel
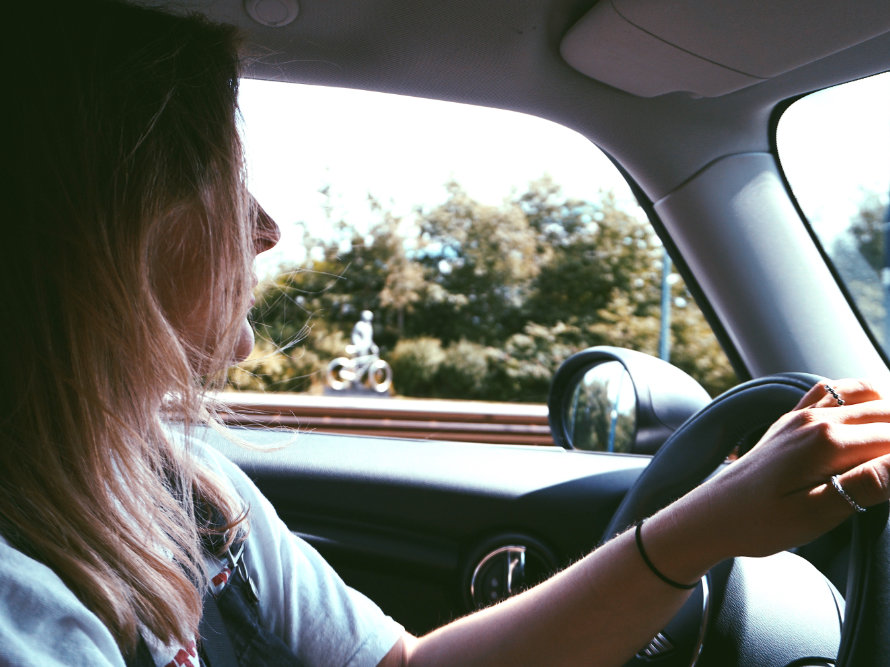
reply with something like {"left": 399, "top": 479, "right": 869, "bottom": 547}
{"left": 645, "top": 379, "right": 890, "bottom": 583}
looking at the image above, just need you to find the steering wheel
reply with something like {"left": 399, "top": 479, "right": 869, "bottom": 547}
{"left": 600, "top": 372, "right": 889, "bottom": 666}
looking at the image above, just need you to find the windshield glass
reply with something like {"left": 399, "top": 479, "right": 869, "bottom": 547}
{"left": 235, "top": 80, "right": 736, "bottom": 403}
{"left": 777, "top": 72, "right": 890, "bottom": 355}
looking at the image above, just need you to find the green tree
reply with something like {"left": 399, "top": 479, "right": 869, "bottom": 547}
{"left": 233, "top": 178, "right": 737, "bottom": 400}
{"left": 367, "top": 200, "right": 430, "bottom": 336}
{"left": 527, "top": 188, "right": 661, "bottom": 328}
{"left": 414, "top": 181, "right": 541, "bottom": 344}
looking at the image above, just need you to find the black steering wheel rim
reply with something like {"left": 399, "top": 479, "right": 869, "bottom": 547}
{"left": 601, "top": 372, "right": 886, "bottom": 666}
{"left": 602, "top": 372, "right": 821, "bottom": 539}
{"left": 836, "top": 500, "right": 890, "bottom": 665}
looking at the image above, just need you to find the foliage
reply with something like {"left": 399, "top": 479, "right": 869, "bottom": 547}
{"left": 435, "top": 340, "right": 495, "bottom": 399}
{"left": 568, "top": 370, "right": 636, "bottom": 453}
{"left": 227, "top": 326, "right": 348, "bottom": 393}
{"left": 526, "top": 187, "right": 662, "bottom": 328}
{"left": 496, "top": 323, "right": 588, "bottom": 401}
{"left": 227, "top": 341, "right": 321, "bottom": 393}
{"left": 412, "top": 181, "right": 540, "bottom": 344}
{"left": 667, "top": 299, "right": 738, "bottom": 398}
{"left": 847, "top": 190, "right": 890, "bottom": 273}
{"left": 389, "top": 338, "right": 447, "bottom": 397}
{"left": 831, "top": 190, "right": 890, "bottom": 348}
{"left": 231, "top": 178, "right": 738, "bottom": 401}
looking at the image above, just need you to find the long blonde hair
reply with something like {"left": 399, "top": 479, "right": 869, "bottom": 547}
{"left": 3, "top": 0, "right": 255, "bottom": 651}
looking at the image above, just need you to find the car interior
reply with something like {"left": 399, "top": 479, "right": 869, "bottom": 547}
{"left": 137, "top": 0, "right": 890, "bottom": 664}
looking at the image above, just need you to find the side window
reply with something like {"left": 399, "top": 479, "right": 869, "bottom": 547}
{"left": 234, "top": 80, "right": 735, "bottom": 408}
{"left": 777, "top": 72, "right": 890, "bottom": 357}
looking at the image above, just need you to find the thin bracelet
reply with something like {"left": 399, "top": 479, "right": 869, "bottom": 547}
{"left": 830, "top": 474, "right": 867, "bottom": 513}
{"left": 634, "top": 520, "right": 698, "bottom": 590}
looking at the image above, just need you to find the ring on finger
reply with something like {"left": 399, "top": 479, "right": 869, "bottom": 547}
{"left": 830, "top": 474, "right": 867, "bottom": 513}
{"left": 824, "top": 384, "right": 845, "bottom": 406}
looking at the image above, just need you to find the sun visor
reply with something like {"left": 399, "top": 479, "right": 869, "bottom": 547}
{"left": 561, "top": 0, "right": 890, "bottom": 98}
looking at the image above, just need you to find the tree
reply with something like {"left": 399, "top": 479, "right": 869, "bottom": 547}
{"left": 367, "top": 201, "right": 430, "bottom": 336}
{"left": 414, "top": 181, "right": 541, "bottom": 344}
{"left": 848, "top": 190, "right": 890, "bottom": 273}
{"left": 233, "top": 178, "right": 737, "bottom": 400}
{"left": 527, "top": 188, "right": 661, "bottom": 328}
{"left": 832, "top": 189, "right": 890, "bottom": 348}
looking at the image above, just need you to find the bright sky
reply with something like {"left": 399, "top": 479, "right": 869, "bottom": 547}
{"left": 777, "top": 72, "right": 890, "bottom": 239}
{"left": 240, "top": 73, "right": 890, "bottom": 278}
{"left": 238, "top": 79, "right": 641, "bottom": 278}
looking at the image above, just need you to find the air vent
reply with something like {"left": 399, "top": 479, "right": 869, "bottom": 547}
{"left": 466, "top": 536, "right": 557, "bottom": 610}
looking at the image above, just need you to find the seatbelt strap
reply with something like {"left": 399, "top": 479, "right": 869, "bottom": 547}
{"left": 198, "top": 592, "right": 239, "bottom": 667}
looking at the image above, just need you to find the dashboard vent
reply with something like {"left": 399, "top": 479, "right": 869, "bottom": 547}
{"left": 467, "top": 536, "right": 557, "bottom": 609}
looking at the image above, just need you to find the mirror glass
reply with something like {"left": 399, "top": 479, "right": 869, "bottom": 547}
{"left": 565, "top": 361, "right": 636, "bottom": 452}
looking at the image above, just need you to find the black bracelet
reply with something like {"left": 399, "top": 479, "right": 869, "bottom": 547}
{"left": 634, "top": 520, "right": 698, "bottom": 590}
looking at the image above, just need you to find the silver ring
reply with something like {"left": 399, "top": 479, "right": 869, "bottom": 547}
{"left": 824, "top": 384, "right": 845, "bottom": 406}
{"left": 830, "top": 474, "right": 867, "bottom": 513}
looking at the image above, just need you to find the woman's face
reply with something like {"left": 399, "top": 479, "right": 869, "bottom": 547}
{"left": 234, "top": 204, "right": 280, "bottom": 361}
{"left": 162, "top": 201, "right": 281, "bottom": 369}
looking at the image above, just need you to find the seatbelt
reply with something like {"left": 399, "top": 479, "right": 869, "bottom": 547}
{"left": 125, "top": 588, "right": 239, "bottom": 667}
{"left": 198, "top": 591, "right": 239, "bottom": 667}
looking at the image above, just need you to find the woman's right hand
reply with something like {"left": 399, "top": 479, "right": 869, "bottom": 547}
{"left": 645, "top": 378, "right": 890, "bottom": 583}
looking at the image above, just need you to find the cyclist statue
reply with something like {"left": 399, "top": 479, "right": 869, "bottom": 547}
{"left": 327, "top": 310, "right": 392, "bottom": 393}
{"left": 348, "top": 310, "right": 378, "bottom": 358}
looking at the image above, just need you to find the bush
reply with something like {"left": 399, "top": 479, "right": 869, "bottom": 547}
{"left": 228, "top": 341, "right": 324, "bottom": 393}
{"left": 390, "top": 338, "right": 446, "bottom": 397}
{"left": 497, "top": 323, "right": 583, "bottom": 402}
{"left": 436, "top": 340, "right": 494, "bottom": 399}
{"left": 389, "top": 326, "right": 581, "bottom": 402}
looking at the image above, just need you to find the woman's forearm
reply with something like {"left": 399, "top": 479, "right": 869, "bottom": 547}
{"left": 391, "top": 496, "right": 720, "bottom": 667}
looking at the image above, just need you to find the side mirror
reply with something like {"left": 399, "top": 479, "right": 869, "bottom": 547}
{"left": 548, "top": 346, "right": 711, "bottom": 454}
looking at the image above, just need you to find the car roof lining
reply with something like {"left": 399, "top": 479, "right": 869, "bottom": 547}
{"left": 562, "top": 0, "right": 890, "bottom": 98}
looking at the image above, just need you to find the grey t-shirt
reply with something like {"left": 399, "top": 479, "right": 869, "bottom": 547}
{"left": 0, "top": 435, "right": 403, "bottom": 666}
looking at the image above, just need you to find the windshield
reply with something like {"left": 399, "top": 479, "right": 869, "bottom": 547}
{"left": 777, "top": 72, "right": 890, "bottom": 356}
{"left": 235, "top": 80, "right": 736, "bottom": 403}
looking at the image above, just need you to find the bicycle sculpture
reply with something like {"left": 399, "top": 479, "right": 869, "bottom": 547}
{"left": 327, "top": 310, "right": 393, "bottom": 393}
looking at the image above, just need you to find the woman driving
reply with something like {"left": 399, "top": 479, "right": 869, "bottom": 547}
{"left": 3, "top": 1, "right": 889, "bottom": 665}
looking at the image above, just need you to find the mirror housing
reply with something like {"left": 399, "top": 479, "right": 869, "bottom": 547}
{"left": 548, "top": 346, "right": 711, "bottom": 454}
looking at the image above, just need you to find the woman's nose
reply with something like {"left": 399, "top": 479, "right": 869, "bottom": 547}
{"left": 253, "top": 199, "right": 281, "bottom": 254}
